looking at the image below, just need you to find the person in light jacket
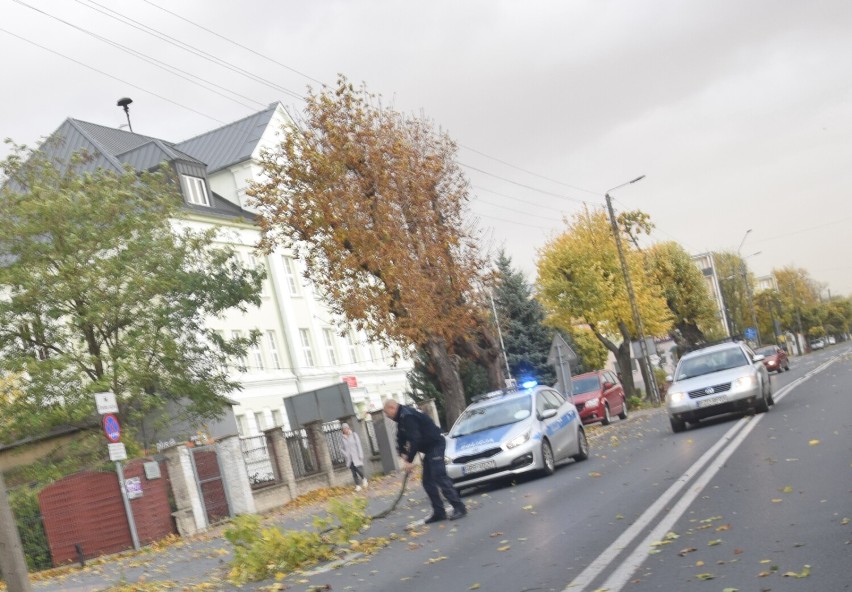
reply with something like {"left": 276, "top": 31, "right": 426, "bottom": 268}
{"left": 341, "top": 422, "right": 368, "bottom": 491}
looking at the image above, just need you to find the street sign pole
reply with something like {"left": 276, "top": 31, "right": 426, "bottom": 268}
{"left": 115, "top": 460, "right": 140, "bottom": 551}
{"left": 95, "top": 395, "right": 140, "bottom": 551}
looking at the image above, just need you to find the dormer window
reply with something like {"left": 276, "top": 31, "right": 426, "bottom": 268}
{"left": 180, "top": 174, "right": 210, "bottom": 206}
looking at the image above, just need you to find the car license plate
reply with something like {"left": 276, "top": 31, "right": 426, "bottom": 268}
{"left": 463, "top": 459, "right": 496, "bottom": 475}
{"left": 697, "top": 394, "right": 727, "bottom": 408}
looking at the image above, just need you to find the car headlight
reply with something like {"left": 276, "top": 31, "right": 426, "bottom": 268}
{"left": 585, "top": 398, "right": 600, "bottom": 408}
{"left": 735, "top": 375, "right": 757, "bottom": 389}
{"left": 667, "top": 391, "right": 687, "bottom": 404}
{"left": 506, "top": 431, "right": 531, "bottom": 449}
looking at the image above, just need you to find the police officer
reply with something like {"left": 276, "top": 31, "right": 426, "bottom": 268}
{"left": 383, "top": 398, "right": 467, "bottom": 523}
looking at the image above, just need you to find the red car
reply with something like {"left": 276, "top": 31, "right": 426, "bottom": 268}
{"left": 755, "top": 345, "right": 789, "bottom": 373}
{"left": 570, "top": 370, "right": 628, "bottom": 425}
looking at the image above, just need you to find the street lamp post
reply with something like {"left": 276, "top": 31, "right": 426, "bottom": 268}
{"left": 737, "top": 229, "right": 761, "bottom": 346}
{"left": 604, "top": 175, "right": 660, "bottom": 405}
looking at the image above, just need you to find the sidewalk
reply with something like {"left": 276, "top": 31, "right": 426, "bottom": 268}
{"left": 28, "top": 472, "right": 434, "bottom": 592}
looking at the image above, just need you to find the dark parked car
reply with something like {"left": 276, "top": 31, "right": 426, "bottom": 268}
{"left": 754, "top": 345, "right": 789, "bottom": 373}
{"left": 570, "top": 370, "right": 628, "bottom": 426}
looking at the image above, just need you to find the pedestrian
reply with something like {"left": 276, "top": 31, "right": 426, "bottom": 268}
{"left": 382, "top": 398, "right": 467, "bottom": 523}
{"left": 340, "top": 422, "right": 368, "bottom": 491}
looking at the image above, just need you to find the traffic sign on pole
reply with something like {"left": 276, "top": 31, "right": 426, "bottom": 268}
{"left": 103, "top": 413, "right": 121, "bottom": 443}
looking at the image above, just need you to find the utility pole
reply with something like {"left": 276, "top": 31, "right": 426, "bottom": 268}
{"left": 605, "top": 175, "right": 660, "bottom": 405}
{"left": 0, "top": 471, "right": 32, "bottom": 592}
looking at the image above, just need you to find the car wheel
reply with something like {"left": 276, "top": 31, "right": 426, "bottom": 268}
{"left": 601, "top": 403, "right": 611, "bottom": 426}
{"left": 573, "top": 429, "right": 589, "bottom": 462}
{"left": 755, "top": 385, "right": 770, "bottom": 413}
{"left": 670, "top": 416, "right": 686, "bottom": 433}
{"left": 784, "top": 364, "right": 790, "bottom": 371}
{"left": 541, "top": 440, "right": 555, "bottom": 476}
{"left": 618, "top": 397, "right": 628, "bottom": 420}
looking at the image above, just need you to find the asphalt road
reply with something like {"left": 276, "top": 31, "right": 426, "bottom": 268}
{"left": 279, "top": 345, "right": 850, "bottom": 592}
{"left": 32, "top": 345, "right": 849, "bottom": 591}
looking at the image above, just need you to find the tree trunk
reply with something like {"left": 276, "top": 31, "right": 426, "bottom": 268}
{"left": 425, "top": 336, "right": 467, "bottom": 428}
{"left": 590, "top": 322, "right": 639, "bottom": 399}
{"left": 454, "top": 324, "right": 504, "bottom": 391}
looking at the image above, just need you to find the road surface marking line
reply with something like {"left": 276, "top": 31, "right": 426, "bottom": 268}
{"left": 561, "top": 416, "right": 749, "bottom": 591}
{"left": 600, "top": 413, "right": 761, "bottom": 590}
{"left": 588, "top": 352, "right": 845, "bottom": 592}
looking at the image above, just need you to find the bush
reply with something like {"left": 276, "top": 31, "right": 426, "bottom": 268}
{"left": 225, "top": 496, "right": 370, "bottom": 584}
{"left": 9, "top": 486, "right": 52, "bottom": 571}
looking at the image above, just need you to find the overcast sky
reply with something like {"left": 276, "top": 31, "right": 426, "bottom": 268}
{"left": 2, "top": 0, "right": 851, "bottom": 296}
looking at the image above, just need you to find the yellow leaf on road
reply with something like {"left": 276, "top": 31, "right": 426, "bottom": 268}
{"left": 469, "top": 583, "right": 481, "bottom": 590}
{"left": 708, "top": 539, "right": 722, "bottom": 546}
{"left": 783, "top": 564, "right": 811, "bottom": 578}
{"left": 695, "top": 573, "right": 715, "bottom": 580}
{"left": 780, "top": 485, "right": 793, "bottom": 493}
{"left": 589, "top": 472, "right": 602, "bottom": 478}
{"left": 497, "top": 545, "right": 511, "bottom": 552}
{"left": 771, "top": 498, "right": 783, "bottom": 503}
{"left": 522, "top": 505, "right": 533, "bottom": 510}
{"left": 808, "top": 439, "right": 820, "bottom": 446}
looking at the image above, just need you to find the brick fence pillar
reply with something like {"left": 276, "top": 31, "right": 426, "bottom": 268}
{"left": 265, "top": 427, "right": 298, "bottom": 502}
{"left": 306, "top": 421, "right": 334, "bottom": 485}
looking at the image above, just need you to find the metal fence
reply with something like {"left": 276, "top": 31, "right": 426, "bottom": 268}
{"left": 238, "top": 435, "right": 276, "bottom": 489}
{"left": 364, "top": 419, "right": 380, "bottom": 456}
{"left": 284, "top": 428, "right": 318, "bottom": 478}
{"left": 321, "top": 420, "right": 346, "bottom": 467}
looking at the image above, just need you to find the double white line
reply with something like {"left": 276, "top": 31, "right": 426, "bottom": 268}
{"left": 564, "top": 353, "right": 844, "bottom": 592}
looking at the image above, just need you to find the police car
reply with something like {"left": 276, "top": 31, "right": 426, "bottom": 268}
{"left": 445, "top": 382, "right": 589, "bottom": 489}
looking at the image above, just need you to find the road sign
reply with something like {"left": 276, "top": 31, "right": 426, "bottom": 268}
{"left": 103, "top": 413, "right": 121, "bottom": 443}
{"left": 108, "top": 442, "right": 127, "bottom": 461}
{"left": 94, "top": 391, "right": 118, "bottom": 414}
{"left": 745, "top": 327, "right": 757, "bottom": 340}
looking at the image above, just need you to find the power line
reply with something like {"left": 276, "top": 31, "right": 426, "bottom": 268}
{"left": 473, "top": 184, "right": 579, "bottom": 215}
{"left": 460, "top": 160, "right": 596, "bottom": 204}
{"left": 460, "top": 143, "right": 601, "bottom": 196}
{"left": 140, "top": 0, "right": 325, "bottom": 86}
{"left": 0, "top": 27, "right": 226, "bottom": 124}
{"left": 12, "top": 0, "right": 266, "bottom": 112}
{"left": 73, "top": 0, "right": 306, "bottom": 102}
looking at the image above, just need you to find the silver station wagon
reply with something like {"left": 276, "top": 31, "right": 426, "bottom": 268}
{"left": 444, "top": 383, "right": 589, "bottom": 489}
{"left": 665, "top": 341, "right": 773, "bottom": 433}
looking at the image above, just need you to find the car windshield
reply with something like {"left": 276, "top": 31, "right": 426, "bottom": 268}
{"left": 572, "top": 375, "right": 601, "bottom": 395}
{"left": 755, "top": 346, "right": 776, "bottom": 356}
{"left": 675, "top": 348, "right": 748, "bottom": 381}
{"left": 450, "top": 395, "right": 532, "bottom": 437}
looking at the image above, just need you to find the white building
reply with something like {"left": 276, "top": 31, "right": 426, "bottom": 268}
{"left": 43, "top": 103, "right": 412, "bottom": 436}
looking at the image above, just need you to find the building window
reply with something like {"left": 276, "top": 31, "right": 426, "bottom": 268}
{"left": 250, "top": 342, "right": 264, "bottom": 370}
{"left": 266, "top": 330, "right": 281, "bottom": 369}
{"left": 282, "top": 257, "right": 300, "bottom": 296}
{"left": 254, "top": 411, "right": 266, "bottom": 433}
{"left": 231, "top": 330, "right": 247, "bottom": 371}
{"left": 271, "top": 409, "right": 283, "bottom": 428}
{"left": 299, "top": 328, "right": 315, "bottom": 367}
{"left": 236, "top": 415, "right": 248, "bottom": 437}
{"left": 323, "top": 329, "right": 338, "bottom": 365}
{"left": 248, "top": 254, "right": 269, "bottom": 297}
{"left": 180, "top": 174, "right": 210, "bottom": 206}
{"left": 346, "top": 332, "right": 359, "bottom": 364}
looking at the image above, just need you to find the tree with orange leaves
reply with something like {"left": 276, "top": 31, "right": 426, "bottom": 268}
{"left": 248, "top": 76, "right": 501, "bottom": 426}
